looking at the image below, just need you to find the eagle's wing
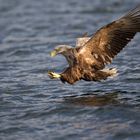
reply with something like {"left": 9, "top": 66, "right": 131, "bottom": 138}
{"left": 78, "top": 5, "right": 140, "bottom": 70}
{"left": 76, "top": 37, "right": 90, "bottom": 47}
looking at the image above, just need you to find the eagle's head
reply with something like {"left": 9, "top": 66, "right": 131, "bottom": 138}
{"left": 50, "top": 45, "right": 72, "bottom": 57}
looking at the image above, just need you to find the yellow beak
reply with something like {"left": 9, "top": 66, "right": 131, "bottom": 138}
{"left": 50, "top": 50, "right": 57, "bottom": 57}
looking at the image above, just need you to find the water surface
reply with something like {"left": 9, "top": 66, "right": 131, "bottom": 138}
{"left": 0, "top": 0, "right": 140, "bottom": 140}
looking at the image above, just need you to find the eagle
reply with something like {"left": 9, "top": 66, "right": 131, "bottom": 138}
{"left": 48, "top": 5, "right": 140, "bottom": 84}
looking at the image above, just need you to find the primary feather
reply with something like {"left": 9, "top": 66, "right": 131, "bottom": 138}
{"left": 78, "top": 5, "right": 140, "bottom": 70}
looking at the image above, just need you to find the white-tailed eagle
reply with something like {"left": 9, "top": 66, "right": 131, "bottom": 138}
{"left": 48, "top": 5, "right": 140, "bottom": 84}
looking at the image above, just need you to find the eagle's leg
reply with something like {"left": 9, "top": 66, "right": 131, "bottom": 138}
{"left": 48, "top": 71, "right": 61, "bottom": 79}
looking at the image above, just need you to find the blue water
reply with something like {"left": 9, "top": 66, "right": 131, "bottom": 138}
{"left": 0, "top": 0, "right": 140, "bottom": 140}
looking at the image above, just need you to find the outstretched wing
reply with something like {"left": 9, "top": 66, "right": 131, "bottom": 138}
{"left": 76, "top": 37, "right": 90, "bottom": 47}
{"left": 78, "top": 5, "right": 140, "bottom": 70}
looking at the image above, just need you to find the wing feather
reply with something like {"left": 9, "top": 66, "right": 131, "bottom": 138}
{"left": 78, "top": 5, "right": 140, "bottom": 70}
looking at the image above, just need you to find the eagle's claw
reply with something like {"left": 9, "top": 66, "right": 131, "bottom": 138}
{"left": 48, "top": 71, "right": 61, "bottom": 79}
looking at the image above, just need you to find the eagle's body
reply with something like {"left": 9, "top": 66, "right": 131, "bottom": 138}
{"left": 48, "top": 5, "right": 140, "bottom": 84}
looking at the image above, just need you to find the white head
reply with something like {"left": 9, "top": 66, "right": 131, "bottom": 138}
{"left": 50, "top": 45, "right": 72, "bottom": 57}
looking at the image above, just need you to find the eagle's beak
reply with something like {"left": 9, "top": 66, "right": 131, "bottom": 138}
{"left": 50, "top": 50, "right": 57, "bottom": 57}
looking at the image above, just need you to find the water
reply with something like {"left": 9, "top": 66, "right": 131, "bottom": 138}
{"left": 0, "top": 0, "right": 140, "bottom": 140}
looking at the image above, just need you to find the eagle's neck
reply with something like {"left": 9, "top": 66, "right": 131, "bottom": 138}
{"left": 62, "top": 48, "right": 77, "bottom": 66}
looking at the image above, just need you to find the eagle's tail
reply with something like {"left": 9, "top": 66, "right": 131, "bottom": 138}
{"left": 82, "top": 68, "right": 118, "bottom": 82}
{"left": 101, "top": 68, "right": 118, "bottom": 78}
{"left": 93, "top": 68, "right": 118, "bottom": 81}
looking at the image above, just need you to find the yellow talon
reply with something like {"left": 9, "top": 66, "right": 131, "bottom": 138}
{"left": 48, "top": 71, "right": 61, "bottom": 79}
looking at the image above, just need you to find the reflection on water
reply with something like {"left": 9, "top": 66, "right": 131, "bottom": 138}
{"left": 64, "top": 92, "right": 119, "bottom": 106}
{"left": 63, "top": 90, "right": 140, "bottom": 107}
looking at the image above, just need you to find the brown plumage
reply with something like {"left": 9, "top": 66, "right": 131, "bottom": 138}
{"left": 48, "top": 5, "right": 140, "bottom": 84}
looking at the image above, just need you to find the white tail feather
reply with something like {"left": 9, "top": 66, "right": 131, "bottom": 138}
{"left": 102, "top": 68, "right": 118, "bottom": 78}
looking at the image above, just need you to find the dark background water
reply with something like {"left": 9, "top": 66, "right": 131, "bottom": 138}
{"left": 0, "top": 0, "right": 140, "bottom": 140}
